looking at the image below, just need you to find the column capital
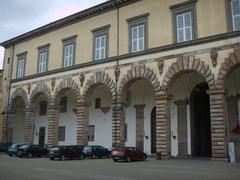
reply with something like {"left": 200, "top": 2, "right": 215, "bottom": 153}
{"left": 174, "top": 99, "right": 189, "bottom": 106}
{"left": 155, "top": 94, "right": 173, "bottom": 101}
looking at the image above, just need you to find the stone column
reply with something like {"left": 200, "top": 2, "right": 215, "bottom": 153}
{"left": 112, "top": 97, "right": 125, "bottom": 147}
{"left": 24, "top": 105, "right": 33, "bottom": 144}
{"left": 156, "top": 94, "right": 171, "bottom": 159}
{"left": 209, "top": 89, "right": 227, "bottom": 160}
{"left": 76, "top": 99, "right": 89, "bottom": 146}
{"left": 2, "top": 111, "right": 14, "bottom": 143}
{"left": 175, "top": 100, "right": 188, "bottom": 157}
{"left": 27, "top": 109, "right": 36, "bottom": 144}
{"left": 134, "top": 104, "right": 145, "bottom": 152}
{"left": 47, "top": 103, "right": 59, "bottom": 148}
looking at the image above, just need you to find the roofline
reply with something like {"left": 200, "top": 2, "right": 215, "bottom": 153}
{"left": 0, "top": 0, "right": 140, "bottom": 48}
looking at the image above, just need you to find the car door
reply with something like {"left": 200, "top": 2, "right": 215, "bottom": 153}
{"left": 135, "top": 148, "right": 143, "bottom": 160}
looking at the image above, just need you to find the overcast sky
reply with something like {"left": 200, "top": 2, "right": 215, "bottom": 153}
{"left": 0, "top": 0, "right": 105, "bottom": 69}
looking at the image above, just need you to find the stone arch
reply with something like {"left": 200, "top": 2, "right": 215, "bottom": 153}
{"left": 82, "top": 71, "right": 115, "bottom": 100}
{"left": 216, "top": 48, "right": 240, "bottom": 89}
{"left": 118, "top": 64, "right": 161, "bottom": 99}
{"left": 9, "top": 88, "right": 28, "bottom": 110}
{"left": 53, "top": 77, "right": 81, "bottom": 104}
{"left": 29, "top": 83, "right": 52, "bottom": 104}
{"left": 161, "top": 56, "right": 215, "bottom": 92}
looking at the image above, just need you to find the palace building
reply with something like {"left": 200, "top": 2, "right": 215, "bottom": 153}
{"left": 0, "top": 0, "right": 240, "bottom": 161}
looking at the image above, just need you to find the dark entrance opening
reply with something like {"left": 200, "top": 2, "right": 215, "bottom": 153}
{"left": 38, "top": 127, "right": 45, "bottom": 146}
{"left": 151, "top": 107, "right": 156, "bottom": 154}
{"left": 190, "top": 82, "right": 212, "bottom": 157}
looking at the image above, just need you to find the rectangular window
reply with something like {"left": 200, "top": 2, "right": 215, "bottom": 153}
{"left": 58, "top": 126, "right": 65, "bottom": 141}
{"left": 39, "top": 101, "right": 47, "bottom": 116}
{"left": 127, "top": 13, "right": 149, "bottom": 53}
{"left": 125, "top": 123, "right": 128, "bottom": 141}
{"left": 62, "top": 35, "right": 77, "bottom": 68}
{"left": 17, "top": 58, "right": 25, "bottom": 78}
{"left": 95, "top": 98, "right": 101, "bottom": 109}
{"left": 231, "top": 0, "right": 240, "bottom": 31}
{"left": 131, "top": 25, "right": 145, "bottom": 52}
{"left": 95, "top": 35, "right": 106, "bottom": 60}
{"left": 176, "top": 12, "right": 192, "bottom": 42}
{"left": 38, "top": 52, "right": 47, "bottom": 73}
{"left": 170, "top": 0, "right": 197, "bottom": 43}
{"left": 88, "top": 125, "right": 95, "bottom": 142}
{"left": 59, "top": 96, "right": 67, "bottom": 113}
{"left": 92, "top": 25, "right": 110, "bottom": 61}
{"left": 38, "top": 45, "right": 49, "bottom": 73}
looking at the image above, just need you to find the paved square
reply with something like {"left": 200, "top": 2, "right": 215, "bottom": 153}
{"left": 0, "top": 155, "right": 239, "bottom": 180}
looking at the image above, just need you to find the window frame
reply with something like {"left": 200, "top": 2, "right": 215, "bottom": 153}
{"left": 37, "top": 44, "right": 50, "bottom": 73}
{"left": 39, "top": 101, "right": 47, "bottom": 116}
{"left": 226, "top": 0, "right": 240, "bottom": 31}
{"left": 58, "top": 126, "right": 66, "bottom": 141}
{"left": 59, "top": 96, "right": 68, "bottom": 113}
{"left": 127, "top": 13, "right": 149, "bottom": 53}
{"left": 88, "top": 125, "right": 95, "bottom": 142}
{"left": 170, "top": 0, "right": 198, "bottom": 43}
{"left": 92, "top": 25, "right": 110, "bottom": 61}
{"left": 16, "top": 52, "right": 27, "bottom": 79}
{"left": 95, "top": 98, "right": 101, "bottom": 109}
{"left": 62, "top": 35, "right": 77, "bottom": 68}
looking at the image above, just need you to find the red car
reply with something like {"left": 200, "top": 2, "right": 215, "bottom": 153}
{"left": 111, "top": 147, "right": 147, "bottom": 162}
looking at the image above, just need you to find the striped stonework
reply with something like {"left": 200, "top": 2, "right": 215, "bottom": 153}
{"left": 155, "top": 94, "right": 171, "bottom": 159}
{"left": 47, "top": 103, "right": 59, "bottom": 148}
{"left": 209, "top": 89, "right": 227, "bottom": 160}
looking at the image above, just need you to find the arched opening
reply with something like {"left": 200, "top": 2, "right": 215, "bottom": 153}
{"left": 224, "top": 65, "right": 240, "bottom": 162}
{"left": 190, "top": 82, "right": 211, "bottom": 157}
{"left": 121, "top": 79, "right": 155, "bottom": 154}
{"left": 55, "top": 89, "right": 77, "bottom": 145}
{"left": 85, "top": 84, "right": 112, "bottom": 149}
{"left": 11, "top": 97, "right": 25, "bottom": 143}
{"left": 30, "top": 93, "right": 49, "bottom": 146}
{"left": 167, "top": 71, "right": 211, "bottom": 158}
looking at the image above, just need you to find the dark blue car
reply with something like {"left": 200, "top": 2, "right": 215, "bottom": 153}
{"left": 83, "top": 145, "right": 111, "bottom": 159}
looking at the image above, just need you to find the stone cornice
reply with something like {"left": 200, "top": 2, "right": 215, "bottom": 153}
{"left": 0, "top": 0, "right": 140, "bottom": 48}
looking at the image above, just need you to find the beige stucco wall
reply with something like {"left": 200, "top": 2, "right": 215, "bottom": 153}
{"left": 8, "top": 0, "right": 229, "bottom": 79}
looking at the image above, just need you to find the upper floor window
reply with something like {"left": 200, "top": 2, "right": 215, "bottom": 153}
{"left": 231, "top": 0, "right": 240, "bottom": 31}
{"left": 170, "top": 0, "right": 197, "bottom": 43}
{"left": 38, "top": 44, "right": 49, "bottom": 73}
{"left": 127, "top": 13, "right": 149, "bottom": 53}
{"left": 176, "top": 12, "right": 192, "bottom": 42}
{"left": 92, "top": 25, "right": 110, "bottom": 61}
{"left": 16, "top": 52, "right": 27, "bottom": 79}
{"left": 62, "top": 35, "right": 77, "bottom": 68}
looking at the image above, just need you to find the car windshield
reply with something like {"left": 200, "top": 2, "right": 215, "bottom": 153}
{"left": 10, "top": 144, "right": 17, "bottom": 148}
{"left": 84, "top": 147, "right": 92, "bottom": 152}
{"left": 19, "top": 145, "right": 29, "bottom": 149}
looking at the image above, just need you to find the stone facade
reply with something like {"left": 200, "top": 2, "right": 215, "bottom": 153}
{"left": 1, "top": 0, "right": 240, "bottom": 161}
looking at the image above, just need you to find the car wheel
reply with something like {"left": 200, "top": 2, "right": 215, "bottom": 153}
{"left": 8, "top": 154, "right": 12, "bottom": 157}
{"left": 107, "top": 154, "right": 111, "bottom": 158}
{"left": 50, "top": 157, "right": 54, "bottom": 160}
{"left": 91, "top": 154, "right": 96, "bottom": 159}
{"left": 126, "top": 157, "right": 131, "bottom": 162}
{"left": 80, "top": 154, "right": 84, "bottom": 160}
{"left": 28, "top": 153, "right": 32, "bottom": 158}
{"left": 142, "top": 155, "right": 147, "bottom": 161}
{"left": 61, "top": 155, "right": 65, "bottom": 161}
{"left": 113, "top": 159, "right": 117, "bottom": 162}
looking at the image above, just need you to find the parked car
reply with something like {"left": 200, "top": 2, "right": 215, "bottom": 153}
{"left": 49, "top": 145, "right": 85, "bottom": 160}
{"left": 0, "top": 143, "right": 12, "bottom": 153}
{"left": 17, "top": 144, "right": 49, "bottom": 158}
{"left": 82, "top": 145, "right": 111, "bottom": 159}
{"left": 111, "top": 147, "right": 147, "bottom": 162}
{"left": 8, "top": 143, "right": 26, "bottom": 156}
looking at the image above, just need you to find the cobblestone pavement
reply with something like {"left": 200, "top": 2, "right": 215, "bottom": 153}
{"left": 0, "top": 154, "right": 239, "bottom": 180}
